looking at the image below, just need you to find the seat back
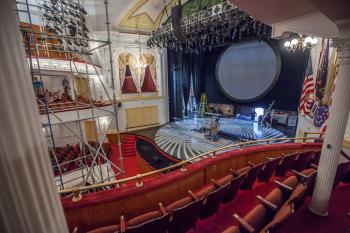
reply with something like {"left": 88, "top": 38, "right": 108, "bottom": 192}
{"left": 333, "top": 161, "right": 350, "bottom": 188}
{"left": 309, "top": 151, "right": 321, "bottom": 165}
{"left": 302, "top": 170, "right": 317, "bottom": 198}
{"left": 199, "top": 183, "right": 229, "bottom": 219}
{"left": 87, "top": 225, "right": 119, "bottom": 233}
{"left": 275, "top": 152, "right": 297, "bottom": 177}
{"left": 240, "top": 163, "right": 264, "bottom": 190}
{"left": 241, "top": 204, "right": 271, "bottom": 232}
{"left": 258, "top": 157, "right": 282, "bottom": 182}
{"left": 125, "top": 213, "right": 170, "bottom": 233}
{"left": 285, "top": 182, "right": 309, "bottom": 209}
{"left": 342, "top": 169, "right": 350, "bottom": 183}
{"left": 222, "top": 173, "right": 246, "bottom": 203}
{"left": 292, "top": 152, "right": 314, "bottom": 172}
{"left": 168, "top": 199, "right": 203, "bottom": 233}
{"left": 260, "top": 203, "right": 295, "bottom": 233}
{"left": 264, "top": 188, "right": 285, "bottom": 208}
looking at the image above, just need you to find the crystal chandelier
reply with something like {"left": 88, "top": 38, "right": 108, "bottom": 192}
{"left": 284, "top": 35, "right": 318, "bottom": 52}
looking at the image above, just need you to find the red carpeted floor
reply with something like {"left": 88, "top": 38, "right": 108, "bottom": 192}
{"left": 109, "top": 144, "right": 144, "bottom": 178}
{"left": 188, "top": 174, "right": 350, "bottom": 233}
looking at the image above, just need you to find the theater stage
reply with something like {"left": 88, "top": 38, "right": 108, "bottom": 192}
{"left": 155, "top": 118, "right": 287, "bottom": 161}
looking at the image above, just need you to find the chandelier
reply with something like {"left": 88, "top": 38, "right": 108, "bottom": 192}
{"left": 146, "top": 1, "right": 270, "bottom": 54}
{"left": 284, "top": 35, "right": 318, "bottom": 52}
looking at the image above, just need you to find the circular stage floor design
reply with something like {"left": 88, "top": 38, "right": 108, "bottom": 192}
{"left": 155, "top": 118, "right": 287, "bottom": 161}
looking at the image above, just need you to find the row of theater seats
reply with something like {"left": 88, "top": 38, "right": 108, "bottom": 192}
{"left": 223, "top": 168, "right": 317, "bottom": 233}
{"left": 38, "top": 100, "right": 109, "bottom": 114}
{"left": 223, "top": 156, "right": 350, "bottom": 233}
{"left": 51, "top": 143, "right": 110, "bottom": 175}
{"left": 84, "top": 151, "right": 325, "bottom": 233}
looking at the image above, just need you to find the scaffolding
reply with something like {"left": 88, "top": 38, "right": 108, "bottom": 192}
{"left": 14, "top": 0, "right": 124, "bottom": 192}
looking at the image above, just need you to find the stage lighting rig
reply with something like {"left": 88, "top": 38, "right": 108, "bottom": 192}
{"left": 41, "top": 0, "right": 90, "bottom": 55}
{"left": 147, "top": 1, "right": 270, "bottom": 54}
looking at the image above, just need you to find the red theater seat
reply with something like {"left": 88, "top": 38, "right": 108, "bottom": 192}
{"left": 239, "top": 162, "right": 264, "bottom": 190}
{"left": 260, "top": 203, "right": 295, "bottom": 233}
{"left": 221, "top": 172, "right": 246, "bottom": 203}
{"left": 87, "top": 225, "right": 119, "bottom": 233}
{"left": 275, "top": 152, "right": 297, "bottom": 177}
{"left": 198, "top": 179, "right": 230, "bottom": 219}
{"left": 333, "top": 161, "right": 350, "bottom": 188}
{"left": 232, "top": 204, "right": 273, "bottom": 233}
{"left": 167, "top": 194, "right": 203, "bottom": 233}
{"left": 223, "top": 168, "right": 316, "bottom": 233}
{"left": 258, "top": 157, "right": 282, "bottom": 182}
{"left": 121, "top": 203, "right": 169, "bottom": 233}
{"left": 309, "top": 151, "right": 321, "bottom": 166}
{"left": 292, "top": 152, "right": 314, "bottom": 172}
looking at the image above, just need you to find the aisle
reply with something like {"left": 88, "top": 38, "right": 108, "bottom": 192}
{"left": 109, "top": 144, "right": 144, "bottom": 178}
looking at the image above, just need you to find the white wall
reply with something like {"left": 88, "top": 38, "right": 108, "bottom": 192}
{"left": 40, "top": 32, "right": 169, "bottom": 146}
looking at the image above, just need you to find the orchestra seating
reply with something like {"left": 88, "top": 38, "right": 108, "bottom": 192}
{"left": 38, "top": 99, "right": 111, "bottom": 114}
{"left": 84, "top": 149, "right": 339, "bottom": 233}
{"left": 51, "top": 143, "right": 110, "bottom": 175}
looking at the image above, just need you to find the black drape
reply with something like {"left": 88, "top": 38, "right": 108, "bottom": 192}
{"left": 190, "top": 53, "right": 203, "bottom": 104}
{"left": 168, "top": 50, "right": 184, "bottom": 121}
{"left": 182, "top": 53, "right": 191, "bottom": 116}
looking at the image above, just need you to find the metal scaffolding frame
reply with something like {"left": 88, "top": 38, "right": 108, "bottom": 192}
{"left": 14, "top": 0, "right": 124, "bottom": 191}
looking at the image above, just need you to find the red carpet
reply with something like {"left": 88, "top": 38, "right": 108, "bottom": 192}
{"left": 109, "top": 144, "right": 144, "bottom": 179}
{"left": 188, "top": 175, "right": 350, "bottom": 233}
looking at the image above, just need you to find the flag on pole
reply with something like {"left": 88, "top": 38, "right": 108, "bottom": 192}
{"left": 315, "top": 40, "right": 329, "bottom": 100}
{"left": 299, "top": 55, "right": 315, "bottom": 115}
{"left": 320, "top": 74, "right": 337, "bottom": 133}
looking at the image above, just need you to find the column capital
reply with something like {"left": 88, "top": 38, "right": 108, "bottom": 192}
{"left": 331, "top": 38, "right": 350, "bottom": 64}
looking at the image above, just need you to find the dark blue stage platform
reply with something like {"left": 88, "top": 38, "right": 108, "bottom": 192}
{"left": 155, "top": 118, "right": 287, "bottom": 161}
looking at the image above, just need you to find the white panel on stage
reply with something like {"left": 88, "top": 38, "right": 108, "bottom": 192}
{"left": 216, "top": 40, "right": 281, "bottom": 102}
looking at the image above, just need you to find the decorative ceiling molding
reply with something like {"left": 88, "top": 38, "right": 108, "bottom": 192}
{"left": 118, "top": 0, "right": 188, "bottom": 31}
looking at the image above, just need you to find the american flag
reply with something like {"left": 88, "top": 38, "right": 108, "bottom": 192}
{"left": 314, "top": 105, "right": 329, "bottom": 128}
{"left": 315, "top": 39, "right": 329, "bottom": 100}
{"left": 320, "top": 74, "right": 337, "bottom": 133}
{"left": 299, "top": 55, "right": 315, "bottom": 115}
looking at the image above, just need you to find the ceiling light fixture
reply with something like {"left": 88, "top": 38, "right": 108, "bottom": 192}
{"left": 284, "top": 35, "right": 318, "bottom": 52}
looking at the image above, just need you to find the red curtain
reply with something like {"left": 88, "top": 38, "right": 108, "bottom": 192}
{"left": 141, "top": 65, "right": 156, "bottom": 92}
{"left": 122, "top": 65, "right": 137, "bottom": 94}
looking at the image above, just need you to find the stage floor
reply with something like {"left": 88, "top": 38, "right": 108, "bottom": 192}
{"left": 155, "top": 118, "right": 287, "bottom": 161}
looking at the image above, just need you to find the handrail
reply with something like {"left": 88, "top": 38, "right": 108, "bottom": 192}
{"left": 303, "top": 132, "right": 325, "bottom": 136}
{"left": 58, "top": 134, "right": 323, "bottom": 195}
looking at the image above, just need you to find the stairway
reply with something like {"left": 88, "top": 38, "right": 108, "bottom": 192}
{"left": 122, "top": 135, "right": 137, "bottom": 157}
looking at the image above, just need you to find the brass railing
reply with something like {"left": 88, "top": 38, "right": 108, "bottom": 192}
{"left": 58, "top": 132, "right": 323, "bottom": 197}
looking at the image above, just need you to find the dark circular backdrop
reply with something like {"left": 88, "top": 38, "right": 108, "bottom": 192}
{"left": 216, "top": 40, "right": 281, "bottom": 102}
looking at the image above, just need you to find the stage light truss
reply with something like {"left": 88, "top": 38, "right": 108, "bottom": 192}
{"left": 147, "top": 1, "right": 270, "bottom": 54}
{"left": 14, "top": 0, "right": 124, "bottom": 192}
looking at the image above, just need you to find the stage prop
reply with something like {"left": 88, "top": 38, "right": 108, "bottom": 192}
{"left": 155, "top": 118, "right": 286, "bottom": 160}
{"left": 216, "top": 40, "right": 281, "bottom": 102}
{"left": 207, "top": 103, "right": 234, "bottom": 117}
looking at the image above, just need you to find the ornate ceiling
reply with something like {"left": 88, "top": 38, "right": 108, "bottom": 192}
{"left": 86, "top": 0, "right": 190, "bottom": 32}
{"left": 118, "top": 0, "right": 187, "bottom": 31}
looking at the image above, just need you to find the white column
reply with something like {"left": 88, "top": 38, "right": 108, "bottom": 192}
{"left": 0, "top": 1, "right": 68, "bottom": 233}
{"left": 309, "top": 38, "right": 350, "bottom": 216}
